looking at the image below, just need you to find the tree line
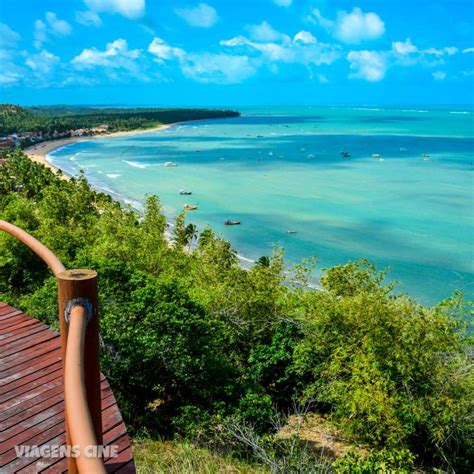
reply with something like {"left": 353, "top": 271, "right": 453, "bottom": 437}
{"left": 0, "top": 104, "right": 240, "bottom": 135}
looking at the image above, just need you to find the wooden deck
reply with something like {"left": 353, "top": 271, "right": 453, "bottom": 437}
{"left": 0, "top": 302, "right": 135, "bottom": 473}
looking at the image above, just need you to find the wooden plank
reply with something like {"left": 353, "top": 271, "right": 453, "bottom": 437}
{"left": 0, "top": 312, "right": 30, "bottom": 328}
{"left": 0, "top": 411, "right": 64, "bottom": 454}
{"left": 0, "top": 330, "right": 58, "bottom": 358}
{"left": 0, "top": 322, "right": 51, "bottom": 347}
{"left": 0, "top": 368, "right": 63, "bottom": 405}
{"left": 0, "top": 350, "right": 61, "bottom": 387}
{"left": 0, "top": 339, "right": 60, "bottom": 371}
{"left": 0, "top": 383, "right": 64, "bottom": 424}
{"left": 0, "top": 306, "right": 21, "bottom": 317}
{"left": 0, "top": 375, "right": 62, "bottom": 413}
{"left": 0, "top": 414, "right": 66, "bottom": 467}
{"left": 10, "top": 431, "right": 66, "bottom": 473}
{"left": 0, "top": 308, "right": 24, "bottom": 319}
{"left": 0, "top": 318, "right": 45, "bottom": 340}
{"left": 0, "top": 390, "right": 64, "bottom": 433}
{"left": 0, "top": 303, "right": 135, "bottom": 472}
{"left": 0, "top": 361, "right": 62, "bottom": 398}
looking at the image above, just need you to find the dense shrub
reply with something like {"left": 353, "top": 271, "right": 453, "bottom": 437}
{"left": 1, "top": 150, "right": 472, "bottom": 472}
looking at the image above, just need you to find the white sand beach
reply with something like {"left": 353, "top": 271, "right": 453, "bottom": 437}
{"left": 24, "top": 123, "right": 174, "bottom": 180}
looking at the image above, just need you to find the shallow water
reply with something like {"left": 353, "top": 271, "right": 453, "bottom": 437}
{"left": 48, "top": 106, "right": 474, "bottom": 305}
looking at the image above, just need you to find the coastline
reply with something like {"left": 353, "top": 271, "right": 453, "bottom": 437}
{"left": 24, "top": 123, "right": 175, "bottom": 180}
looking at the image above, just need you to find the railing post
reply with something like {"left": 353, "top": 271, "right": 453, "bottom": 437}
{"left": 57, "top": 269, "right": 102, "bottom": 472}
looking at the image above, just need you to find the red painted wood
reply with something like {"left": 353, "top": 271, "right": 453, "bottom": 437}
{"left": 0, "top": 303, "right": 135, "bottom": 472}
{"left": 1, "top": 339, "right": 61, "bottom": 371}
{"left": 0, "top": 350, "right": 61, "bottom": 388}
{"left": 0, "top": 360, "right": 62, "bottom": 397}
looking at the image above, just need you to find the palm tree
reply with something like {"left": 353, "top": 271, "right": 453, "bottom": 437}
{"left": 256, "top": 255, "right": 270, "bottom": 268}
{"left": 185, "top": 223, "right": 198, "bottom": 250}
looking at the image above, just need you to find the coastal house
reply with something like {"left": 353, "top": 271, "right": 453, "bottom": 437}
{"left": 0, "top": 137, "right": 15, "bottom": 149}
{"left": 71, "top": 128, "right": 86, "bottom": 137}
{"left": 91, "top": 124, "right": 109, "bottom": 134}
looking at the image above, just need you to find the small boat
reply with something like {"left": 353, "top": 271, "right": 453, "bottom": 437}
{"left": 268, "top": 151, "right": 274, "bottom": 156}
{"left": 307, "top": 154, "right": 316, "bottom": 159}
{"left": 287, "top": 230, "right": 297, "bottom": 234}
{"left": 184, "top": 204, "right": 198, "bottom": 211}
{"left": 372, "top": 153, "right": 381, "bottom": 159}
{"left": 340, "top": 151, "right": 351, "bottom": 158}
{"left": 225, "top": 220, "right": 241, "bottom": 225}
{"left": 179, "top": 190, "right": 192, "bottom": 195}
{"left": 400, "top": 147, "right": 408, "bottom": 152}
{"left": 164, "top": 161, "right": 177, "bottom": 167}
{"left": 422, "top": 153, "right": 430, "bottom": 160}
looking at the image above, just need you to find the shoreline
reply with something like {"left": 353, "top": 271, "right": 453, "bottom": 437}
{"left": 24, "top": 123, "right": 175, "bottom": 180}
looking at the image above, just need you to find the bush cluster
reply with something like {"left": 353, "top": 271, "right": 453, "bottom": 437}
{"left": 1, "top": 150, "right": 472, "bottom": 472}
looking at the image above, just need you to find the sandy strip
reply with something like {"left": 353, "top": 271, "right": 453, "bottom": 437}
{"left": 24, "top": 123, "right": 175, "bottom": 180}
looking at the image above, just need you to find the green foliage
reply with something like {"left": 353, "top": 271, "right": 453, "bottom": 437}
{"left": 333, "top": 448, "right": 416, "bottom": 473}
{"left": 1, "top": 151, "right": 473, "bottom": 472}
{"left": 0, "top": 104, "right": 240, "bottom": 136}
{"left": 133, "top": 437, "right": 268, "bottom": 474}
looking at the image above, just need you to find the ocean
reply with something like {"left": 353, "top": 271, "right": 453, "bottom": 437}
{"left": 47, "top": 106, "right": 474, "bottom": 305}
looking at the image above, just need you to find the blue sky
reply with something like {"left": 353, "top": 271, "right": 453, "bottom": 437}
{"left": 0, "top": 0, "right": 473, "bottom": 106}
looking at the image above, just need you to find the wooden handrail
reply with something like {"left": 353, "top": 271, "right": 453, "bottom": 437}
{"left": 0, "top": 220, "right": 65, "bottom": 276}
{"left": 0, "top": 220, "right": 104, "bottom": 473}
{"left": 65, "top": 305, "right": 106, "bottom": 473}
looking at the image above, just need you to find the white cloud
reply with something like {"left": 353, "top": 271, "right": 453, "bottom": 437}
{"left": 83, "top": 0, "right": 145, "bottom": 19}
{"left": 0, "top": 72, "right": 22, "bottom": 85}
{"left": 392, "top": 38, "right": 417, "bottom": 55}
{"left": 26, "top": 49, "right": 60, "bottom": 75}
{"left": 347, "top": 50, "right": 386, "bottom": 81}
{"left": 246, "top": 21, "right": 285, "bottom": 42}
{"left": 75, "top": 10, "right": 103, "bottom": 27}
{"left": 273, "top": 0, "right": 292, "bottom": 7}
{"left": 293, "top": 30, "right": 317, "bottom": 45}
{"left": 432, "top": 70, "right": 446, "bottom": 81}
{"left": 33, "top": 13, "right": 71, "bottom": 49}
{"left": 0, "top": 23, "right": 20, "bottom": 48}
{"left": 221, "top": 34, "right": 340, "bottom": 67}
{"left": 175, "top": 3, "right": 218, "bottom": 28}
{"left": 444, "top": 47, "right": 458, "bottom": 56}
{"left": 462, "top": 47, "right": 474, "bottom": 54}
{"left": 311, "top": 7, "right": 384, "bottom": 44}
{"left": 182, "top": 53, "right": 255, "bottom": 83}
{"left": 148, "top": 37, "right": 185, "bottom": 62}
{"left": 34, "top": 20, "right": 48, "bottom": 49}
{"left": 46, "top": 12, "right": 72, "bottom": 36}
{"left": 391, "top": 38, "right": 459, "bottom": 68}
{"left": 71, "top": 38, "right": 141, "bottom": 72}
{"left": 147, "top": 37, "right": 255, "bottom": 84}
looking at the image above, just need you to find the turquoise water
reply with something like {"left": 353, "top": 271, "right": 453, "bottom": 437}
{"left": 48, "top": 106, "right": 474, "bottom": 305}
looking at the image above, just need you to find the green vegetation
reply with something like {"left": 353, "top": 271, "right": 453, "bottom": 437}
{"left": 0, "top": 104, "right": 239, "bottom": 136}
{"left": 133, "top": 438, "right": 268, "bottom": 473}
{"left": 0, "top": 150, "right": 472, "bottom": 472}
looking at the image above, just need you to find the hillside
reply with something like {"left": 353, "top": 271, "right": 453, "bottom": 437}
{"left": 0, "top": 150, "right": 472, "bottom": 472}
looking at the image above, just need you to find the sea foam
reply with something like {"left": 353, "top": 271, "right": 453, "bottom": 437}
{"left": 123, "top": 160, "right": 148, "bottom": 168}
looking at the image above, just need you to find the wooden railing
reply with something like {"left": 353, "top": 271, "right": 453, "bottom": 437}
{"left": 0, "top": 220, "right": 105, "bottom": 473}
